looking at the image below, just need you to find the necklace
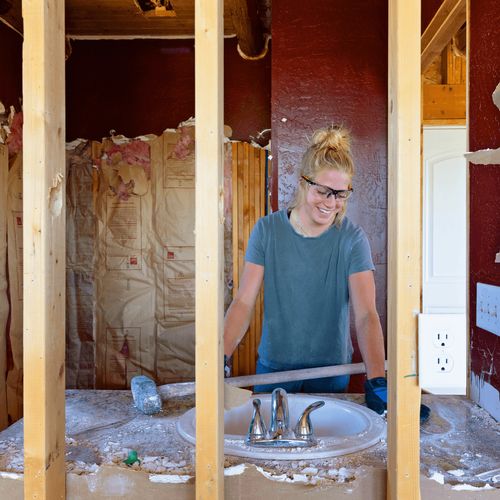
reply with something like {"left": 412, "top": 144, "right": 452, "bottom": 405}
{"left": 290, "top": 208, "right": 312, "bottom": 237}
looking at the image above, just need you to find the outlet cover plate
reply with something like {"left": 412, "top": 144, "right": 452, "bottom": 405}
{"left": 419, "top": 313, "right": 466, "bottom": 395}
{"left": 476, "top": 283, "right": 500, "bottom": 336}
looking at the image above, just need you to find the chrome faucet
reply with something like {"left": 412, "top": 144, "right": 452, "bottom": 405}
{"left": 246, "top": 387, "right": 325, "bottom": 448}
{"left": 269, "top": 388, "right": 290, "bottom": 439}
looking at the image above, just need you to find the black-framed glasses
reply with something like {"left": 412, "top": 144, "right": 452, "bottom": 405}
{"left": 301, "top": 176, "right": 353, "bottom": 200}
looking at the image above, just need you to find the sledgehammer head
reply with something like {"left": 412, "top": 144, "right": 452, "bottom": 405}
{"left": 131, "top": 375, "right": 162, "bottom": 415}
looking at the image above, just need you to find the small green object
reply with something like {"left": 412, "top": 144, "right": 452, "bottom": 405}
{"left": 123, "top": 450, "right": 140, "bottom": 466}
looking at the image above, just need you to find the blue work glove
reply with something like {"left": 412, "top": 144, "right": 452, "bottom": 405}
{"left": 364, "top": 377, "right": 431, "bottom": 424}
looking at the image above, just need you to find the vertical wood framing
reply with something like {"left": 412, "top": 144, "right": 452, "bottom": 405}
{"left": 387, "top": 1, "right": 422, "bottom": 499}
{"left": 194, "top": 0, "right": 224, "bottom": 498}
{"left": 0, "top": 145, "right": 8, "bottom": 431}
{"left": 231, "top": 143, "right": 266, "bottom": 376}
{"left": 22, "top": 0, "right": 66, "bottom": 498}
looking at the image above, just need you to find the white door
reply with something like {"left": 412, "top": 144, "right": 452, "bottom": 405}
{"left": 419, "top": 126, "right": 467, "bottom": 395}
{"left": 422, "top": 126, "right": 467, "bottom": 314}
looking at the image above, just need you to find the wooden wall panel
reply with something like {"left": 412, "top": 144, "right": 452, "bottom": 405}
{"left": 231, "top": 142, "right": 266, "bottom": 376}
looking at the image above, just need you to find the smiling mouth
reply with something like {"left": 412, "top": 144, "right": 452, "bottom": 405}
{"left": 318, "top": 207, "right": 335, "bottom": 214}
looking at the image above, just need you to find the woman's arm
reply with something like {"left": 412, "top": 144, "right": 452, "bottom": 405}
{"left": 348, "top": 270, "right": 386, "bottom": 379}
{"left": 224, "top": 261, "right": 264, "bottom": 357}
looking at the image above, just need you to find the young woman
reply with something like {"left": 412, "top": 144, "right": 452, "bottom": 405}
{"left": 224, "top": 125, "right": 428, "bottom": 420}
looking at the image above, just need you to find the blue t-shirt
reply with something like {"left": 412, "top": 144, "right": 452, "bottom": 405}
{"left": 245, "top": 209, "right": 375, "bottom": 370}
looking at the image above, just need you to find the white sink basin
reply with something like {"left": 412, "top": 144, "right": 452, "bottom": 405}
{"left": 176, "top": 394, "right": 386, "bottom": 460}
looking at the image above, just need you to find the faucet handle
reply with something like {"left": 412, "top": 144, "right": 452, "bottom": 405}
{"left": 294, "top": 400, "right": 325, "bottom": 439}
{"left": 246, "top": 399, "right": 268, "bottom": 443}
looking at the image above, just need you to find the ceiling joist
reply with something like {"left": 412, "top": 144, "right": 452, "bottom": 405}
{"left": 421, "top": 0, "right": 466, "bottom": 73}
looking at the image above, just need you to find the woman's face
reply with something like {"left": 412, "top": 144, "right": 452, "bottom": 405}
{"left": 302, "top": 169, "right": 351, "bottom": 228}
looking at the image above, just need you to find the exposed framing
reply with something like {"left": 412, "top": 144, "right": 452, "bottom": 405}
{"left": 387, "top": 0, "right": 422, "bottom": 499}
{"left": 22, "top": 0, "right": 67, "bottom": 498}
{"left": 421, "top": 0, "right": 466, "bottom": 73}
{"left": 18, "top": 1, "right": 423, "bottom": 498}
{"left": 194, "top": 0, "right": 225, "bottom": 498}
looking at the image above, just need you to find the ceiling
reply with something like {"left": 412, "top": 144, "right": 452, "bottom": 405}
{"left": 0, "top": 0, "right": 271, "bottom": 41}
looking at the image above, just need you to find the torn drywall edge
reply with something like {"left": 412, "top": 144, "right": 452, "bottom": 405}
{"left": 149, "top": 474, "right": 192, "bottom": 483}
{"left": 470, "top": 372, "right": 500, "bottom": 421}
{"left": 224, "top": 464, "right": 247, "bottom": 476}
{"left": 452, "top": 483, "right": 495, "bottom": 491}
{"left": 0, "top": 472, "right": 22, "bottom": 480}
{"left": 493, "top": 82, "right": 500, "bottom": 111}
{"left": 464, "top": 147, "right": 500, "bottom": 165}
{"left": 66, "top": 138, "right": 88, "bottom": 150}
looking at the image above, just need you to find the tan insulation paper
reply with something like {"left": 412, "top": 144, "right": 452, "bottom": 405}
{"left": 6, "top": 153, "right": 23, "bottom": 422}
{"left": 94, "top": 136, "right": 157, "bottom": 389}
{"left": 94, "top": 127, "right": 233, "bottom": 387}
{"left": 66, "top": 141, "right": 97, "bottom": 388}
{"left": 3, "top": 123, "right": 237, "bottom": 396}
{"left": 0, "top": 145, "right": 8, "bottom": 429}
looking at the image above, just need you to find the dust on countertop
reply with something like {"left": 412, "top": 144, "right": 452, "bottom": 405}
{"left": 0, "top": 391, "right": 498, "bottom": 489}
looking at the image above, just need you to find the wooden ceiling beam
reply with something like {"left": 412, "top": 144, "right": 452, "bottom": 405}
{"left": 228, "top": 0, "right": 265, "bottom": 58}
{"left": 421, "top": 0, "right": 466, "bottom": 73}
{"left": 0, "top": 0, "right": 22, "bottom": 35}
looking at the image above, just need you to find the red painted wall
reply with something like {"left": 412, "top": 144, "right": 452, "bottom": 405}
{"left": 271, "top": 0, "right": 388, "bottom": 390}
{"left": 66, "top": 38, "right": 270, "bottom": 142}
{"left": 422, "top": 0, "right": 444, "bottom": 33}
{"left": 469, "top": 0, "right": 500, "bottom": 393}
{"left": 0, "top": 23, "right": 22, "bottom": 111}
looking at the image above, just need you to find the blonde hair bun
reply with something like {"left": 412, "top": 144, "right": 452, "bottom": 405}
{"left": 310, "top": 125, "right": 351, "bottom": 154}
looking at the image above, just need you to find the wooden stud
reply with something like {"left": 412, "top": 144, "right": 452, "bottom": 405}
{"left": 194, "top": 0, "right": 224, "bottom": 498}
{"left": 421, "top": 0, "right": 466, "bottom": 73}
{"left": 22, "top": 0, "right": 66, "bottom": 498}
{"left": 388, "top": 1, "right": 422, "bottom": 499}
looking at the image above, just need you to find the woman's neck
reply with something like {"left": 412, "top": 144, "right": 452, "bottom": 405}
{"left": 290, "top": 206, "right": 334, "bottom": 237}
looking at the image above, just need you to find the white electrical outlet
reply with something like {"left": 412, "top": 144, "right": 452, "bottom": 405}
{"left": 436, "top": 353, "right": 453, "bottom": 373}
{"left": 476, "top": 283, "right": 500, "bottom": 336}
{"left": 433, "top": 331, "right": 452, "bottom": 349}
{"left": 419, "top": 314, "right": 466, "bottom": 395}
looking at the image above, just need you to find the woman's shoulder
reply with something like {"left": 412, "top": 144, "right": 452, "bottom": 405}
{"left": 337, "top": 217, "right": 368, "bottom": 241}
{"left": 258, "top": 209, "right": 288, "bottom": 227}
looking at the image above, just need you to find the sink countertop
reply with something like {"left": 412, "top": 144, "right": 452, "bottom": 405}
{"left": 0, "top": 391, "right": 498, "bottom": 490}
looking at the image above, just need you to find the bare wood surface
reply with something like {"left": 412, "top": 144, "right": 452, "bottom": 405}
{"left": 22, "top": 0, "right": 66, "bottom": 498}
{"left": 227, "top": 0, "right": 264, "bottom": 57}
{"left": 423, "top": 84, "right": 466, "bottom": 120}
{"left": 421, "top": 0, "right": 466, "bottom": 73}
{"left": 388, "top": 0, "right": 422, "bottom": 498}
{"left": 231, "top": 143, "right": 266, "bottom": 376}
{"left": 194, "top": 0, "right": 224, "bottom": 498}
{"left": 1, "top": 0, "right": 240, "bottom": 37}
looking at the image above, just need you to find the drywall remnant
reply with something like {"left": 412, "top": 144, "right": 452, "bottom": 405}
{"left": 452, "top": 483, "right": 495, "bottom": 491}
{"left": 464, "top": 147, "right": 500, "bottom": 165}
{"left": 493, "top": 82, "right": 500, "bottom": 110}
{"left": 49, "top": 173, "right": 64, "bottom": 217}
{"left": 429, "top": 471, "right": 445, "bottom": 484}
{"left": 465, "top": 81, "right": 500, "bottom": 164}
{"left": 224, "top": 464, "right": 246, "bottom": 476}
{"left": 149, "top": 474, "right": 192, "bottom": 483}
